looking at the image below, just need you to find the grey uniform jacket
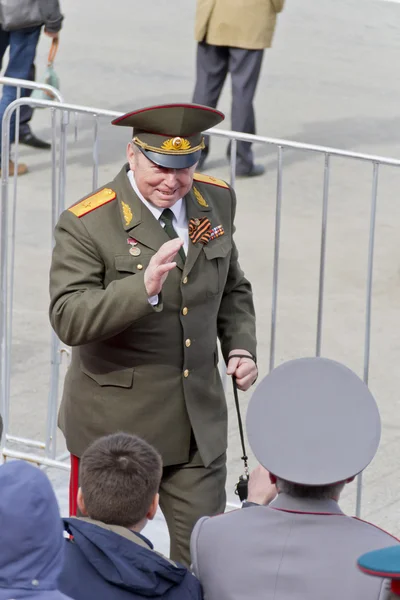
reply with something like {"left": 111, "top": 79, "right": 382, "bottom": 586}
{"left": 190, "top": 493, "right": 398, "bottom": 600}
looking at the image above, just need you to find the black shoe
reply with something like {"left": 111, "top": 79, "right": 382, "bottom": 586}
{"left": 236, "top": 164, "right": 265, "bottom": 178}
{"left": 19, "top": 131, "right": 51, "bottom": 150}
{"left": 197, "top": 149, "right": 208, "bottom": 171}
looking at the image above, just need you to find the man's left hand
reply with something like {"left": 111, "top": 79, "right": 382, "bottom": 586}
{"left": 44, "top": 30, "right": 59, "bottom": 39}
{"left": 226, "top": 349, "right": 258, "bottom": 391}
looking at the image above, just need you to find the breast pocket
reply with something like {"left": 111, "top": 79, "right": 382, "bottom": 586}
{"left": 203, "top": 239, "right": 232, "bottom": 296}
{"left": 114, "top": 254, "right": 152, "bottom": 278}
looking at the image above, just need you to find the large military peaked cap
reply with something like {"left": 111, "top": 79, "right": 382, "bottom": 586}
{"left": 112, "top": 103, "right": 224, "bottom": 169}
{"left": 246, "top": 357, "right": 381, "bottom": 486}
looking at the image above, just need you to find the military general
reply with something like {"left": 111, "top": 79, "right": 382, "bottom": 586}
{"left": 49, "top": 103, "right": 257, "bottom": 566}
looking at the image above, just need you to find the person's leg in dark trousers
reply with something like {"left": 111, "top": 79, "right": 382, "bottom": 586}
{"left": 0, "top": 26, "right": 41, "bottom": 151}
{"left": 19, "top": 61, "right": 51, "bottom": 149}
{"left": 229, "top": 47, "right": 264, "bottom": 175}
{"left": 159, "top": 443, "right": 227, "bottom": 567}
{"left": 0, "top": 26, "right": 10, "bottom": 69}
{"left": 19, "top": 62, "right": 35, "bottom": 137}
{"left": 192, "top": 42, "right": 230, "bottom": 168}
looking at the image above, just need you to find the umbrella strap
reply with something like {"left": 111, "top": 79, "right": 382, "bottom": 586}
{"left": 231, "top": 373, "right": 249, "bottom": 478}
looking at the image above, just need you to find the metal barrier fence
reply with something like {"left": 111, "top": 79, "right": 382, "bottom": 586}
{"left": 2, "top": 97, "right": 400, "bottom": 513}
{"left": 0, "top": 80, "right": 64, "bottom": 469}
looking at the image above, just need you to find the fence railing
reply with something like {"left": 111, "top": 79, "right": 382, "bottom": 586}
{"left": 2, "top": 96, "right": 400, "bottom": 514}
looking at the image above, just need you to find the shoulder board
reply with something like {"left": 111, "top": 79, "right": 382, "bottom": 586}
{"left": 193, "top": 173, "right": 229, "bottom": 189}
{"left": 69, "top": 188, "right": 116, "bottom": 218}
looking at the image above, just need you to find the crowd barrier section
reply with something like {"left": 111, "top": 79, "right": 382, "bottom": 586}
{"left": 0, "top": 81, "right": 65, "bottom": 470}
{"left": 2, "top": 95, "right": 400, "bottom": 513}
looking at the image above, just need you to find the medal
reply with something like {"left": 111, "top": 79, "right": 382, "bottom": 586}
{"left": 127, "top": 237, "right": 141, "bottom": 256}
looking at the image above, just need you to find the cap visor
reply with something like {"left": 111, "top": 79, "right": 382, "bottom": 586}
{"left": 140, "top": 148, "right": 201, "bottom": 169}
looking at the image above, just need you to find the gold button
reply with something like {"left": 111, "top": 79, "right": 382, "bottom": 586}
{"left": 137, "top": 264, "right": 143, "bottom": 270}
{"left": 183, "top": 369, "right": 189, "bottom": 378}
{"left": 182, "top": 276, "right": 188, "bottom": 284}
{"left": 185, "top": 339, "right": 191, "bottom": 347}
{"left": 182, "top": 307, "right": 188, "bottom": 316}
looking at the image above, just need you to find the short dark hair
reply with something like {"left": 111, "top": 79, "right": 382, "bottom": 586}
{"left": 80, "top": 433, "right": 162, "bottom": 527}
{"left": 276, "top": 478, "right": 345, "bottom": 500}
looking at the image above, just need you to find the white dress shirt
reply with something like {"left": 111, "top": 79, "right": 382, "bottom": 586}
{"left": 127, "top": 170, "right": 188, "bottom": 305}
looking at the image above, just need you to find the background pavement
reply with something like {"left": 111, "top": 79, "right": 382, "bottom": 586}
{"left": 3, "top": 0, "right": 400, "bottom": 552}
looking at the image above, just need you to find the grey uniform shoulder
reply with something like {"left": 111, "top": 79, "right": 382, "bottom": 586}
{"left": 350, "top": 516, "right": 400, "bottom": 544}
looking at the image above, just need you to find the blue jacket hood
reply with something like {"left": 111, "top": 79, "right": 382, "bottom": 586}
{"left": 0, "top": 461, "right": 69, "bottom": 600}
{"left": 63, "top": 518, "right": 190, "bottom": 596}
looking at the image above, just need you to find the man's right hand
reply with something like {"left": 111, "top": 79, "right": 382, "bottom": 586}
{"left": 144, "top": 238, "right": 184, "bottom": 297}
{"left": 44, "top": 31, "right": 59, "bottom": 39}
{"left": 247, "top": 465, "right": 277, "bottom": 506}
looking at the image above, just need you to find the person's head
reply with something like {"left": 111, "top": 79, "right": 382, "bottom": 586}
{"left": 0, "top": 461, "right": 67, "bottom": 597}
{"left": 78, "top": 433, "right": 162, "bottom": 530}
{"left": 246, "top": 357, "right": 381, "bottom": 494}
{"left": 127, "top": 143, "right": 196, "bottom": 208}
{"left": 112, "top": 103, "right": 224, "bottom": 207}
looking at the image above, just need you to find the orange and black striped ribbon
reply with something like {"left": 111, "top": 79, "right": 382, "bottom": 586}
{"left": 189, "top": 217, "right": 211, "bottom": 244}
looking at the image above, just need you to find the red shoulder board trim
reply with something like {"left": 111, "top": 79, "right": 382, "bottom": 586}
{"left": 69, "top": 188, "right": 116, "bottom": 218}
{"left": 352, "top": 517, "right": 400, "bottom": 542}
{"left": 271, "top": 507, "right": 345, "bottom": 516}
{"left": 193, "top": 173, "right": 229, "bottom": 189}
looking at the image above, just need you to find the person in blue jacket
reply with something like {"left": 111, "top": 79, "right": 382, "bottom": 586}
{"left": 58, "top": 432, "right": 202, "bottom": 600}
{"left": 0, "top": 460, "right": 71, "bottom": 600}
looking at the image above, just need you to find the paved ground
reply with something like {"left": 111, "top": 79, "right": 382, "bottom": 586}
{"left": 2, "top": 0, "right": 400, "bottom": 552}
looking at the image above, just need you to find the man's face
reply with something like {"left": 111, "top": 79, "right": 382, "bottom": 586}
{"left": 127, "top": 143, "right": 196, "bottom": 208}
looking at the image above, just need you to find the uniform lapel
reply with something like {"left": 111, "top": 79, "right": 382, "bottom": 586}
{"left": 183, "top": 184, "right": 212, "bottom": 277}
{"left": 113, "top": 166, "right": 184, "bottom": 270}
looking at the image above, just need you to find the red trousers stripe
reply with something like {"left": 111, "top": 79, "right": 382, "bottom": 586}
{"left": 69, "top": 454, "right": 80, "bottom": 516}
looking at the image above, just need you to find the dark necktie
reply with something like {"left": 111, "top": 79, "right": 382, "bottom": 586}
{"left": 159, "top": 208, "right": 186, "bottom": 263}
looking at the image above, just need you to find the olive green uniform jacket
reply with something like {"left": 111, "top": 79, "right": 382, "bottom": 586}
{"left": 195, "top": 0, "right": 285, "bottom": 50}
{"left": 49, "top": 165, "right": 256, "bottom": 467}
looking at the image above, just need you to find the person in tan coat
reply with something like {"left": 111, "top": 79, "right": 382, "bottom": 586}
{"left": 192, "top": 0, "right": 285, "bottom": 177}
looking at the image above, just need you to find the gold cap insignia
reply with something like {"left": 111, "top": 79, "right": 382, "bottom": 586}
{"left": 121, "top": 201, "right": 133, "bottom": 226}
{"left": 161, "top": 137, "right": 191, "bottom": 152}
{"left": 193, "top": 186, "right": 208, "bottom": 208}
